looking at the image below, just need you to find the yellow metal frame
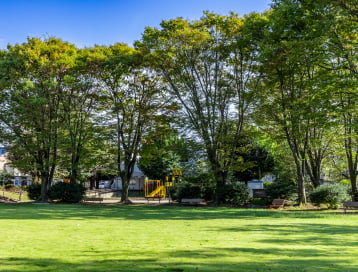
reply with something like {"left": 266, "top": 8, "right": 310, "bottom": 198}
{"left": 145, "top": 180, "right": 166, "bottom": 198}
{"left": 144, "top": 169, "right": 182, "bottom": 199}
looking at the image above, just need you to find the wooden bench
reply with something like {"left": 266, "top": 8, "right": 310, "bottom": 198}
{"left": 84, "top": 197, "right": 104, "bottom": 203}
{"left": 269, "top": 199, "right": 286, "bottom": 209}
{"left": 145, "top": 197, "right": 163, "bottom": 203}
{"left": 342, "top": 201, "right": 358, "bottom": 213}
{"left": 180, "top": 198, "right": 204, "bottom": 205}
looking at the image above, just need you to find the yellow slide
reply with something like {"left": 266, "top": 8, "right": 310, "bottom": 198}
{"left": 146, "top": 185, "right": 166, "bottom": 198}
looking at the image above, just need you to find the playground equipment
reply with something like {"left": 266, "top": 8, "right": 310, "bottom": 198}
{"left": 144, "top": 168, "right": 182, "bottom": 200}
{"left": 144, "top": 180, "right": 166, "bottom": 198}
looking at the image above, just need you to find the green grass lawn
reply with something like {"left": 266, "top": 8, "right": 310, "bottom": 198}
{"left": 0, "top": 204, "right": 357, "bottom": 272}
{"left": 1, "top": 190, "right": 30, "bottom": 201}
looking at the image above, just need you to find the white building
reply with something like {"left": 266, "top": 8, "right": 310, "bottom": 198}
{"left": 0, "top": 147, "right": 32, "bottom": 186}
{"left": 111, "top": 164, "right": 146, "bottom": 190}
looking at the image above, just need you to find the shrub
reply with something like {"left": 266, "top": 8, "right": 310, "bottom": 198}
{"left": 171, "top": 182, "right": 215, "bottom": 202}
{"left": 264, "top": 179, "right": 297, "bottom": 202}
{"left": 5, "top": 184, "right": 15, "bottom": 191}
{"left": 48, "top": 182, "right": 86, "bottom": 203}
{"left": 28, "top": 183, "right": 42, "bottom": 200}
{"left": 168, "top": 184, "right": 179, "bottom": 201}
{"left": 182, "top": 172, "right": 214, "bottom": 184}
{"left": 201, "top": 184, "right": 215, "bottom": 201}
{"left": 0, "top": 173, "right": 15, "bottom": 185}
{"left": 250, "top": 197, "right": 270, "bottom": 206}
{"left": 340, "top": 179, "right": 350, "bottom": 185}
{"left": 175, "top": 183, "right": 202, "bottom": 201}
{"left": 309, "top": 183, "right": 350, "bottom": 209}
{"left": 219, "top": 182, "right": 249, "bottom": 206}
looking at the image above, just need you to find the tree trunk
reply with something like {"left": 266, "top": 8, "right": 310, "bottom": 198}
{"left": 120, "top": 160, "right": 136, "bottom": 203}
{"left": 350, "top": 177, "right": 358, "bottom": 201}
{"left": 347, "top": 149, "right": 358, "bottom": 201}
{"left": 292, "top": 150, "right": 307, "bottom": 204}
{"left": 121, "top": 176, "right": 130, "bottom": 203}
{"left": 39, "top": 173, "right": 50, "bottom": 202}
{"left": 207, "top": 148, "right": 228, "bottom": 204}
{"left": 305, "top": 157, "right": 322, "bottom": 188}
{"left": 70, "top": 151, "right": 80, "bottom": 184}
{"left": 31, "top": 172, "right": 41, "bottom": 184}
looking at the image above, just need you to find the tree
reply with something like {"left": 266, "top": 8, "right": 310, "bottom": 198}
{"left": 0, "top": 37, "right": 77, "bottom": 201}
{"left": 59, "top": 48, "right": 100, "bottom": 184}
{"left": 91, "top": 44, "right": 169, "bottom": 202}
{"left": 296, "top": 0, "right": 358, "bottom": 200}
{"left": 138, "top": 128, "right": 190, "bottom": 180}
{"left": 258, "top": 0, "right": 337, "bottom": 203}
{"left": 139, "top": 12, "right": 266, "bottom": 203}
{"left": 231, "top": 139, "right": 275, "bottom": 183}
{"left": 325, "top": 1, "right": 358, "bottom": 200}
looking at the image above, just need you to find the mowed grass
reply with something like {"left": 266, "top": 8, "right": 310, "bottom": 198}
{"left": 0, "top": 204, "right": 357, "bottom": 272}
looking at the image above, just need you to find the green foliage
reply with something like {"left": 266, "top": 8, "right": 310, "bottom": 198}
{"left": 200, "top": 183, "right": 216, "bottom": 201}
{"left": 171, "top": 181, "right": 215, "bottom": 202}
{"left": 139, "top": 12, "right": 265, "bottom": 204}
{"left": 340, "top": 179, "right": 351, "bottom": 185}
{"left": 1, "top": 3, "right": 357, "bottom": 204}
{"left": 175, "top": 183, "right": 202, "bottom": 201}
{"left": 264, "top": 179, "right": 297, "bottom": 202}
{"left": 27, "top": 183, "right": 42, "bottom": 200}
{"left": 309, "top": 183, "right": 350, "bottom": 209}
{"left": 231, "top": 139, "right": 275, "bottom": 182}
{"left": 4, "top": 184, "right": 15, "bottom": 191}
{"left": 48, "top": 182, "right": 86, "bottom": 203}
{"left": 218, "top": 182, "right": 250, "bottom": 206}
{"left": 0, "top": 173, "right": 14, "bottom": 185}
{"left": 250, "top": 197, "right": 269, "bottom": 206}
{"left": 182, "top": 172, "right": 214, "bottom": 184}
{"left": 138, "top": 130, "right": 190, "bottom": 181}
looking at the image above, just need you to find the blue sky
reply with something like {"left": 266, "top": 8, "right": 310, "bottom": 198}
{"left": 0, "top": 0, "right": 271, "bottom": 49}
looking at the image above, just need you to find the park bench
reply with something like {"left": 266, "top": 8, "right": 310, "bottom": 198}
{"left": 342, "top": 201, "right": 358, "bottom": 213}
{"left": 180, "top": 198, "right": 205, "bottom": 206}
{"left": 145, "top": 196, "right": 163, "bottom": 203}
{"left": 269, "top": 199, "right": 286, "bottom": 209}
{"left": 84, "top": 197, "right": 104, "bottom": 203}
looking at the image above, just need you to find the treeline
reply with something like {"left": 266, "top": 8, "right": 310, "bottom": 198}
{"left": 0, "top": 0, "right": 356, "bottom": 203}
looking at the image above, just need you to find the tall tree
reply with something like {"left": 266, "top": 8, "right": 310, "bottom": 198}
{"left": 59, "top": 49, "right": 100, "bottom": 184}
{"left": 298, "top": 0, "right": 358, "bottom": 199}
{"left": 139, "top": 12, "right": 266, "bottom": 202}
{"left": 0, "top": 37, "right": 76, "bottom": 201}
{"left": 258, "top": 0, "right": 337, "bottom": 203}
{"left": 90, "top": 44, "right": 168, "bottom": 202}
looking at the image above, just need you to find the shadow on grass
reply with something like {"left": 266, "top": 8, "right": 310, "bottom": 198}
{"left": 1, "top": 205, "right": 358, "bottom": 271}
{"left": 1, "top": 246, "right": 357, "bottom": 272}
{"left": 213, "top": 221, "right": 358, "bottom": 248}
{"left": 0, "top": 203, "right": 352, "bottom": 221}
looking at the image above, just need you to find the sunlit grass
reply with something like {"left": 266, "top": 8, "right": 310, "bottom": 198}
{"left": 0, "top": 204, "right": 357, "bottom": 271}
{"left": 0, "top": 190, "right": 30, "bottom": 201}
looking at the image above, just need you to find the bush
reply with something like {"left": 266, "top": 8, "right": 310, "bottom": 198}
{"left": 28, "top": 183, "right": 42, "bottom": 200}
{"left": 219, "top": 182, "right": 249, "bottom": 206}
{"left": 182, "top": 172, "right": 214, "bottom": 184}
{"left": 48, "top": 182, "right": 86, "bottom": 203}
{"left": 5, "top": 184, "right": 15, "bottom": 191}
{"left": 175, "top": 183, "right": 202, "bottom": 201}
{"left": 250, "top": 197, "right": 270, "bottom": 206}
{"left": 201, "top": 184, "right": 215, "bottom": 201}
{"left": 264, "top": 179, "right": 297, "bottom": 202}
{"left": 168, "top": 184, "right": 178, "bottom": 201}
{"left": 309, "top": 183, "right": 350, "bottom": 209}
{"left": 340, "top": 179, "right": 351, "bottom": 185}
